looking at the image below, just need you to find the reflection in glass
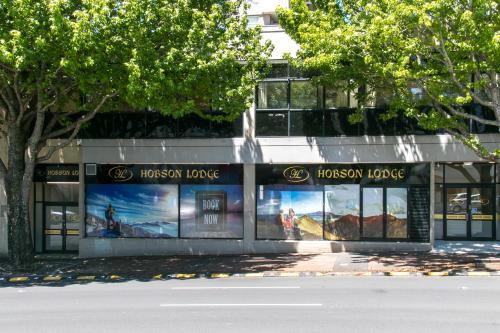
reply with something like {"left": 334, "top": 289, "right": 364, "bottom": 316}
{"left": 45, "top": 184, "right": 79, "bottom": 202}
{"left": 362, "top": 188, "right": 383, "bottom": 238}
{"left": 386, "top": 188, "right": 408, "bottom": 238}
{"left": 324, "top": 185, "right": 360, "bottom": 240}
{"left": 324, "top": 87, "right": 349, "bottom": 108}
{"left": 290, "top": 81, "right": 320, "bottom": 109}
{"left": 256, "top": 185, "right": 323, "bottom": 240}
{"left": 445, "top": 164, "right": 493, "bottom": 184}
{"left": 257, "top": 81, "right": 288, "bottom": 109}
{"left": 45, "top": 206, "right": 63, "bottom": 251}
{"left": 446, "top": 187, "right": 467, "bottom": 237}
{"left": 470, "top": 187, "right": 493, "bottom": 238}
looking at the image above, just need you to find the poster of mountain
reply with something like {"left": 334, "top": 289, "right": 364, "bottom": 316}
{"left": 86, "top": 184, "right": 178, "bottom": 238}
{"left": 180, "top": 185, "right": 243, "bottom": 238}
{"left": 324, "top": 185, "right": 360, "bottom": 240}
{"left": 256, "top": 185, "right": 324, "bottom": 240}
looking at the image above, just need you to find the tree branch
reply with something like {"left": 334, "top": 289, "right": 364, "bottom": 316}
{"left": 37, "top": 93, "right": 116, "bottom": 162}
{"left": 436, "top": 32, "right": 494, "bottom": 109}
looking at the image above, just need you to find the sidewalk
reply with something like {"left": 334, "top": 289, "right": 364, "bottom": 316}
{"left": 1, "top": 247, "right": 499, "bottom": 283}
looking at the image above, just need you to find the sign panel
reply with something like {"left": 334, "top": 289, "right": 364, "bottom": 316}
{"left": 34, "top": 164, "right": 79, "bottom": 182}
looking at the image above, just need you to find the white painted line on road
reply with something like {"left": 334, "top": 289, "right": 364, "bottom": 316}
{"left": 160, "top": 303, "right": 322, "bottom": 307}
{"left": 171, "top": 286, "right": 301, "bottom": 290}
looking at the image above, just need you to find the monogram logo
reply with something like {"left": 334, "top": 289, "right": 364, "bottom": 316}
{"left": 283, "top": 166, "right": 310, "bottom": 183}
{"left": 108, "top": 165, "right": 133, "bottom": 182}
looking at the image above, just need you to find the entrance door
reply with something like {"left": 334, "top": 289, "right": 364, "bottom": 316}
{"left": 445, "top": 186, "right": 494, "bottom": 240}
{"left": 44, "top": 204, "right": 79, "bottom": 252}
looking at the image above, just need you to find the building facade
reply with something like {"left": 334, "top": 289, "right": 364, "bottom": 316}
{"left": 0, "top": 0, "right": 499, "bottom": 257}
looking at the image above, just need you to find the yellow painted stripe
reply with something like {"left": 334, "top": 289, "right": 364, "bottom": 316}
{"left": 9, "top": 277, "right": 29, "bottom": 282}
{"left": 43, "top": 275, "right": 62, "bottom": 281}
{"left": 211, "top": 273, "right": 230, "bottom": 278}
{"left": 77, "top": 275, "right": 96, "bottom": 281}
{"left": 279, "top": 272, "right": 300, "bottom": 277}
{"left": 471, "top": 215, "right": 493, "bottom": 221}
{"left": 427, "top": 271, "right": 449, "bottom": 276}
{"left": 108, "top": 275, "right": 122, "bottom": 280}
{"left": 389, "top": 272, "right": 411, "bottom": 276}
{"left": 446, "top": 215, "right": 466, "bottom": 220}
{"left": 360, "top": 272, "right": 373, "bottom": 276}
{"left": 468, "top": 271, "right": 491, "bottom": 276}
{"left": 434, "top": 214, "right": 444, "bottom": 219}
{"left": 153, "top": 274, "right": 163, "bottom": 279}
{"left": 175, "top": 274, "right": 196, "bottom": 279}
{"left": 66, "top": 229, "right": 80, "bottom": 235}
{"left": 44, "top": 229, "right": 62, "bottom": 235}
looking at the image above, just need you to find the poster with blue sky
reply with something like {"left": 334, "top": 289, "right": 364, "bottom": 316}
{"left": 86, "top": 184, "right": 178, "bottom": 238}
{"left": 256, "top": 185, "right": 323, "bottom": 240}
{"left": 180, "top": 185, "right": 243, "bottom": 238}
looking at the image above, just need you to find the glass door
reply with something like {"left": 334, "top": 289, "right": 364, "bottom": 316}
{"left": 470, "top": 187, "right": 493, "bottom": 239}
{"left": 44, "top": 206, "right": 64, "bottom": 251}
{"left": 44, "top": 204, "right": 79, "bottom": 252}
{"left": 445, "top": 186, "right": 494, "bottom": 240}
{"left": 445, "top": 187, "right": 468, "bottom": 238}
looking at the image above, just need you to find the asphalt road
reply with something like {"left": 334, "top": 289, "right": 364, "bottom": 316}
{"left": 0, "top": 277, "right": 499, "bottom": 333}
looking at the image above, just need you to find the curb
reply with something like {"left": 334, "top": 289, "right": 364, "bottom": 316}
{"left": 1, "top": 270, "right": 499, "bottom": 285}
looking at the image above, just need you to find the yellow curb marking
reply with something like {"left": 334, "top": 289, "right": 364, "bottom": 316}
{"left": 109, "top": 275, "right": 122, "bottom": 280}
{"left": 211, "top": 273, "right": 230, "bottom": 278}
{"left": 9, "top": 277, "right": 29, "bottom": 283}
{"left": 77, "top": 276, "right": 96, "bottom": 281}
{"left": 389, "top": 272, "right": 411, "bottom": 276}
{"left": 43, "top": 276, "right": 62, "bottom": 281}
{"left": 279, "top": 272, "right": 300, "bottom": 277}
{"left": 176, "top": 274, "right": 196, "bottom": 279}
{"left": 468, "top": 271, "right": 491, "bottom": 276}
{"left": 360, "top": 272, "right": 373, "bottom": 276}
{"left": 153, "top": 274, "right": 163, "bottom": 279}
{"left": 427, "top": 272, "right": 448, "bottom": 276}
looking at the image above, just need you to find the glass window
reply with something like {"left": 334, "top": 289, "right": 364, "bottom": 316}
{"left": 180, "top": 185, "right": 243, "bottom": 239}
{"left": 255, "top": 112, "right": 288, "bottom": 136}
{"left": 44, "top": 184, "right": 79, "bottom": 202}
{"left": 324, "top": 87, "right": 349, "bottom": 108}
{"left": 362, "top": 187, "right": 383, "bottom": 238}
{"left": 445, "top": 164, "right": 494, "bottom": 184}
{"left": 256, "top": 185, "right": 324, "bottom": 240}
{"left": 434, "top": 163, "right": 444, "bottom": 183}
{"left": 324, "top": 185, "right": 360, "bottom": 240}
{"left": 290, "top": 81, "right": 320, "bottom": 109}
{"left": 386, "top": 188, "right": 408, "bottom": 238}
{"left": 289, "top": 110, "right": 323, "bottom": 136}
{"left": 267, "top": 63, "right": 288, "bottom": 79}
{"left": 257, "top": 81, "right": 288, "bottom": 109}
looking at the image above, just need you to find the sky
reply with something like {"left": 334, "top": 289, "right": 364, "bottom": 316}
{"left": 86, "top": 184, "right": 178, "bottom": 224}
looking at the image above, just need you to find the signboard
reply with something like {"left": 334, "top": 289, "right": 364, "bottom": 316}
{"left": 34, "top": 164, "right": 79, "bottom": 182}
{"left": 256, "top": 163, "right": 430, "bottom": 186}
{"left": 195, "top": 191, "right": 227, "bottom": 232}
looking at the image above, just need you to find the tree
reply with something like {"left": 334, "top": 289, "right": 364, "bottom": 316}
{"left": 277, "top": 0, "right": 499, "bottom": 160}
{"left": 0, "top": 0, "right": 271, "bottom": 266}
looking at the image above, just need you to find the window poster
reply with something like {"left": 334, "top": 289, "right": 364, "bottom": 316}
{"left": 256, "top": 185, "right": 323, "bottom": 240}
{"left": 86, "top": 184, "right": 178, "bottom": 238}
{"left": 180, "top": 185, "right": 243, "bottom": 238}
{"left": 324, "top": 185, "right": 360, "bottom": 240}
{"left": 85, "top": 164, "right": 243, "bottom": 239}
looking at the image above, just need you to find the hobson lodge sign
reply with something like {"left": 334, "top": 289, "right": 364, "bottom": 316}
{"left": 257, "top": 163, "right": 430, "bottom": 185}
{"left": 85, "top": 163, "right": 243, "bottom": 185}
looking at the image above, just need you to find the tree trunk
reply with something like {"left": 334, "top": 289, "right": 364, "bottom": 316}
{"left": 5, "top": 125, "right": 34, "bottom": 267}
